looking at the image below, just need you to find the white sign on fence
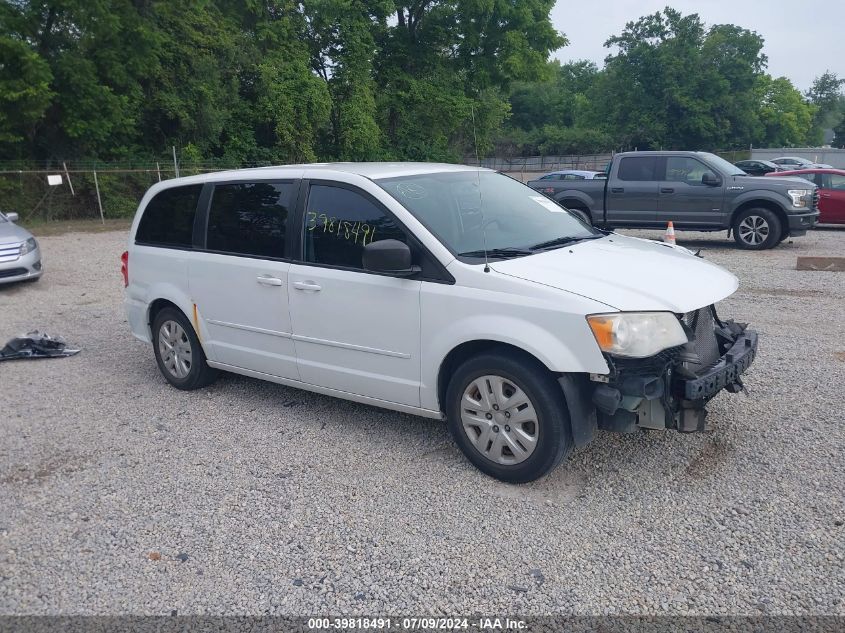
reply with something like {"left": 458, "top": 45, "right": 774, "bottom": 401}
{"left": 47, "top": 174, "right": 63, "bottom": 186}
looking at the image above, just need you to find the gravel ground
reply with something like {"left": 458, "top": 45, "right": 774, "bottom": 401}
{"left": 0, "top": 226, "right": 844, "bottom": 616}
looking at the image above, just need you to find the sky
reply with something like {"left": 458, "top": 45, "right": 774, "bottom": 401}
{"left": 549, "top": 0, "right": 844, "bottom": 92}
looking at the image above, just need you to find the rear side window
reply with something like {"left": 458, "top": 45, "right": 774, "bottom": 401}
{"left": 304, "top": 184, "right": 407, "bottom": 269}
{"left": 136, "top": 185, "right": 201, "bottom": 247}
{"left": 206, "top": 182, "right": 294, "bottom": 258}
{"left": 617, "top": 157, "right": 659, "bottom": 181}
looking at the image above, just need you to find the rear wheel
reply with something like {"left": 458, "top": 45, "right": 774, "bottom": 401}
{"left": 445, "top": 352, "right": 572, "bottom": 483}
{"left": 732, "top": 208, "right": 781, "bottom": 250}
{"left": 152, "top": 307, "right": 218, "bottom": 390}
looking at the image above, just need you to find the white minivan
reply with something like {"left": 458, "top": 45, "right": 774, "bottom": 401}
{"left": 123, "top": 163, "right": 757, "bottom": 482}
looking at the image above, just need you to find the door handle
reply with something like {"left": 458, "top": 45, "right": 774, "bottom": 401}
{"left": 660, "top": 187, "right": 675, "bottom": 193}
{"left": 293, "top": 280, "right": 322, "bottom": 292}
{"left": 256, "top": 275, "right": 283, "bottom": 286}
{"left": 611, "top": 187, "right": 624, "bottom": 193}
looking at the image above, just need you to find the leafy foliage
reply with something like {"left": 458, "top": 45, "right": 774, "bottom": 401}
{"left": 0, "top": 0, "right": 562, "bottom": 163}
{"left": 0, "top": 3, "right": 833, "bottom": 164}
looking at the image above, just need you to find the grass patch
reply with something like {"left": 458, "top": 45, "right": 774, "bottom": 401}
{"left": 27, "top": 218, "right": 132, "bottom": 237}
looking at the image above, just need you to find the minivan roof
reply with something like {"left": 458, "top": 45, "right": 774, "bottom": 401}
{"left": 159, "top": 162, "right": 491, "bottom": 187}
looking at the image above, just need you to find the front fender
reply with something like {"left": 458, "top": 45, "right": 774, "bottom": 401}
{"left": 420, "top": 309, "right": 609, "bottom": 411}
{"left": 728, "top": 190, "right": 789, "bottom": 217}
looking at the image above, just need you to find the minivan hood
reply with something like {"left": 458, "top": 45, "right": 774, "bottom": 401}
{"left": 490, "top": 234, "right": 738, "bottom": 313}
{"left": 0, "top": 221, "right": 32, "bottom": 245}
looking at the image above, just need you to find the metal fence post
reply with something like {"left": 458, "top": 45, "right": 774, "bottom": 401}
{"left": 63, "top": 162, "right": 75, "bottom": 196}
{"left": 93, "top": 170, "right": 105, "bottom": 225}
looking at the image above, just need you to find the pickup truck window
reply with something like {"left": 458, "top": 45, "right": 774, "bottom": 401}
{"left": 665, "top": 157, "right": 710, "bottom": 184}
{"left": 700, "top": 153, "right": 746, "bottom": 176}
{"left": 617, "top": 156, "right": 660, "bottom": 181}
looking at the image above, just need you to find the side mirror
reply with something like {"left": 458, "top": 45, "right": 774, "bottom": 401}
{"left": 701, "top": 172, "right": 720, "bottom": 186}
{"left": 5, "top": 212, "right": 19, "bottom": 222}
{"left": 362, "top": 239, "right": 421, "bottom": 277}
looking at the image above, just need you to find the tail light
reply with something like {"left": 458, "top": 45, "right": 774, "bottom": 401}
{"left": 120, "top": 251, "right": 129, "bottom": 288}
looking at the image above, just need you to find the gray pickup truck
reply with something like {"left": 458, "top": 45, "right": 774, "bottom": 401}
{"left": 528, "top": 151, "right": 820, "bottom": 249}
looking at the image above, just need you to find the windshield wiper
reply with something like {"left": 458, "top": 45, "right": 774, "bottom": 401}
{"left": 458, "top": 247, "right": 534, "bottom": 259}
{"left": 529, "top": 234, "right": 603, "bottom": 251}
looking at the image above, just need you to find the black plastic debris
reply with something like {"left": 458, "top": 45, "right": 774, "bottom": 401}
{"left": 0, "top": 331, "right": 80, "bottom": 361}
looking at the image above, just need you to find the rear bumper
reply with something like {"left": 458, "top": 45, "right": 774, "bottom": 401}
{"left": 787, "top": 210, "right": 819, "bottom": 235}
{"left": 0, "top": 247, "right": 43, "bottom": 284}
{"left": 125, "top": 297, "right": 152, "bottom": 343}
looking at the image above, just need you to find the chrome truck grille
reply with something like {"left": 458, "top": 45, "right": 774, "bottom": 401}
{"left": 682, "top": 306, "right": 721, "bottom": 373}
{"left": 0, "top": 242, "right": 22, "bottom": 263}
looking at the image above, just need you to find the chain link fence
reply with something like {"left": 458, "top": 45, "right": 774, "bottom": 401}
{"left": 0, "top": 160, "right": 271, "bottom": 222}
{"left": 1, "top": 150, "right": 756, "bottom": 222}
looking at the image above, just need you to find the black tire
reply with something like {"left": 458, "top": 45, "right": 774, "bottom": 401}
{"left": 445, "top": 351, "right": 572, "bottom": 483}
{"left": 151, "top": 307, "right": 218, "bottom": 390}
{"left": 732, "top": 208, "right": 781, "bottom": 250}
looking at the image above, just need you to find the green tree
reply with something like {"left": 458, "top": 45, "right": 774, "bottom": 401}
{"left": 375, "top": 0, "right": 565, "bottom": 159}
{"left": 806, "top": 71, "right": 845, "bottom": 144}
{"left": 756, "top": 75, "right": 816, "bottom": 147}
{"left": 591, "top": 8, "right": 766, "bottom": 150}
{"left": 0, "top": 36, "right": 53, "bottom": 147}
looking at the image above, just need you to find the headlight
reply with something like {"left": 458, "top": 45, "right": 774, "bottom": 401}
{"left": 19, "top": 237, "right": 37, "bottom": 255}
{"left": 787, "top": 189, "right": 811, "bottom": 207}
{"left": 586, "top": 312, "right": 688, "bottom": 358}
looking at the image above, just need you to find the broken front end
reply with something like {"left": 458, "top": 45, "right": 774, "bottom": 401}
{"left": 589, "top": 306, "right": 757, "bottom": 433}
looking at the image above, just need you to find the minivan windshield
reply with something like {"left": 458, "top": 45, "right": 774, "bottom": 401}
{"left": 701, "top": 153, "right": 746, "bottom": 176}
{"left": 376, "top": 171, "right": 600, "bottom": 259}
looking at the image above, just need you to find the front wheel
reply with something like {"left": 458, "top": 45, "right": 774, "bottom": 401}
{"left": 732, "top": 208, "right": 781, "bottom": 250}
{"left": 445, "top": 352, "right": 572, "bottom": 483}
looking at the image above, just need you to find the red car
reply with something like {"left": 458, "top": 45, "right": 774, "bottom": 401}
{"left": 767, "top": 168, "right": 845, "bottom": 224}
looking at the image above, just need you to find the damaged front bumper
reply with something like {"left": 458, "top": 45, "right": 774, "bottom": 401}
{"left": 586, "top": 306, "right": 757, "bottom": 435}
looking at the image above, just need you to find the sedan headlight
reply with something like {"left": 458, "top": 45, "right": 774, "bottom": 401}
{"left": 587, "top": 312, "right": 688, "bottom": 358}
{"left": 787, "top": 189, "right": 811, "bottom": 207}
{"left": 19, "top": 237, "right": 37, "bottom": 255}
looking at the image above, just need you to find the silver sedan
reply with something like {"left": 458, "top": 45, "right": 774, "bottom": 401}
{"left": 0, "top": 212, "right": 43, "bottom": 284}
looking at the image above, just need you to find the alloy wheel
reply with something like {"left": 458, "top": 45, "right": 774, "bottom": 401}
{"left": 737, "top": 215, "right": 770, "bottom": 246}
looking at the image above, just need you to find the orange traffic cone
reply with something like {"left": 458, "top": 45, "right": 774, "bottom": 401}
{"left": 664, "top": 221, "right": 676, "bottom": 245}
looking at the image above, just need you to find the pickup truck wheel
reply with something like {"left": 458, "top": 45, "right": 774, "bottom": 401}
{"left": 732, "top": 208, "right": 781, "bottom": 250}
{"left": 152, "top": 307, "right": 218, "bottom": 390}
{"left": 445, "top": 352, "right": 572, "bottom": 483}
